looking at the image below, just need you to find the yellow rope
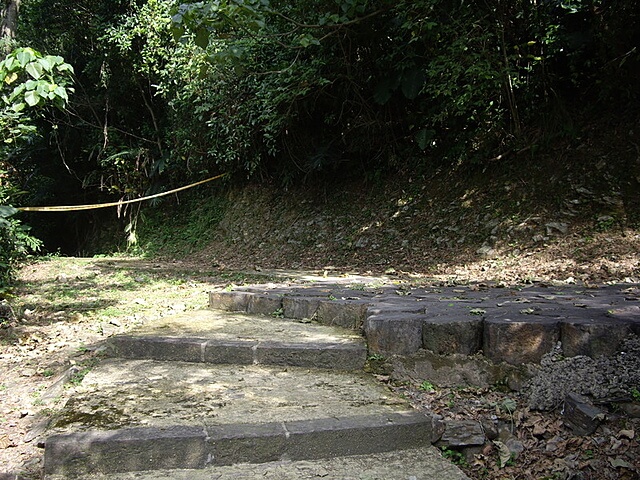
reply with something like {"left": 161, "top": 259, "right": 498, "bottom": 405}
{"left": 17, "top": 173, "right": 228, "bottom": 212}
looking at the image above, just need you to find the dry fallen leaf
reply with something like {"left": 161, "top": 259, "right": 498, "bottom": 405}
{"left": 0, "top": 434, "right": 13, "bottom": 449}
{"left": 619, "top": 429, "right": 635, "bottom": 440}
{"left": 609, "top": 457, "right": 636, "bottom": 470}
{"left": 493, "top": 440, "right": 512, "bottom": 468}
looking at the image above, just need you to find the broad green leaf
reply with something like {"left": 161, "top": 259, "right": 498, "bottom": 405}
{"left": 0, "top": 206, "right": 18, "bottom": 218}
{"left": 194, "top": 28, "right": 210, "bottom": 48}
{"left": 401, "top": 68, "right": 425, "bottom": 100}
{"left": 16, "top": 49, "right": 36, "bottom": 67}
{"left": 36, "top": 82, "right": 49, "bottom": 96}
{"left": 24, "top": 90, "right": 40, "bottom": 107}
{"left": 54, "top": 86, "right": 68, "bottom": 102}
{"left": 49, "top": 55, "right": 65, "bottom": 66}
{"left": 38, "top": 57, "right": 53, "bottom": 72}
{"left": 56, "top": 63, "right": 74, "bottom": 74}
{"left": 25, "top": 62, "right": 43, "bottom": 79}
{"left": 3, "top": 57, "right": 17, "bottom": 72}
{"left": 11, "top": 102, "right": 26, "bottom": 113}
{"left": 373, "top": 76, "right": 400, "bottom": 105}
{"left": 415, "top": 129, "right": 435, "bottom": 150}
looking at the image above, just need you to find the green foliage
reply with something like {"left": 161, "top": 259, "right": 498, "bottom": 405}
{"left": 440, "top": 446, "right": 467, "bottom": 467}
{"left": 419, "top": 380, "right": 435, "bottom": 392}
{"left": 3, "top": 0, "right": 638, "bottom": 254}
{"left": 0, "top": 192, "right": 42, "bottom": 294}
{"left": 0, "top": 47, "right": 72, "bottom": 290}
{"left": 133, "top": 189, "right": 228, "bottom": 257}
{"left": 0, "top": 47, "right": 74, "bottom": 112}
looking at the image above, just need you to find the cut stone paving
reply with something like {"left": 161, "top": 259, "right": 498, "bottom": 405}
{"left": 210, "top": 281, "right": 640, "bottom": 363}
{"left": 40, "top": 279, "right": 639, "bottom": 478}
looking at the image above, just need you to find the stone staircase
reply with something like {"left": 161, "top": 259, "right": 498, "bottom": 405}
{"left": 42, "top": 279, "right": 638, "bottom": 478}
{"left": 42, "top": 295, "right": 470, "bottom": 479}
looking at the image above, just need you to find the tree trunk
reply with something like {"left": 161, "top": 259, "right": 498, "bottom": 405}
{"left": 1, "top": 0, "right": 20, "bottom": 40}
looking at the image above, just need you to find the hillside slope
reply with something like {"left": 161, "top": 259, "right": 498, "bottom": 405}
{"left": 137, "top": 121, "right": 639, "bottom": 285}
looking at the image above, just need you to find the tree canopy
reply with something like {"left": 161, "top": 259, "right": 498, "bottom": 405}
{"left": 0, "top": 0, "right": 637, "bottom": 264}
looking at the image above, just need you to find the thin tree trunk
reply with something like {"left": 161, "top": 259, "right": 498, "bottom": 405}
{"left": 1, "top": 0, "right": 20, "bottom": 55}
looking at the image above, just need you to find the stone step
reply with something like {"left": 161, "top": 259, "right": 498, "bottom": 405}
{"left": 43, "top": 359, "right": 444, "bottom": 478}
{"left": 210, "top": 283, "right": 640, "bottom": 364}
{"left": 44, "top": 446, "right": 469, "bottom": 480}
{"left": 106, "top": 310, "right": 367, "bottom": 370}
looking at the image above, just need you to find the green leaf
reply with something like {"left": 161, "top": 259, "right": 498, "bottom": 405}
{"left": 11, "top": 102, "right": 26, "bottom": 113}
{"left": 53, "top": 86, "right": 68, "bottom": 102}
{"left": 194, "top": 28, "right": 210, "bottom": 48}
{"left": 415, "top": 129, "right": 435, "bottom": 150}
{"left": 401, "top": 68, "right": 425, "bottom": 100}
{"left": 25, "top": 62, "right": 43, "bottom": 79}
{"left": 24, "top": 90, "right": 40, "bottom": 107}
{"left": 0, "top": 206, "right": 18, "bottom": 218}
{"left": 15, "top": 49, "right": 36, "bottom": 67}
{"left": 56, "top": 63, "right": 74, "bottom": 74}
{"left": 38, "top": 57, "right": 54, "bottom": 72}
{"left": 373, "top": 77, "right": 398, "bottom": 105}
{"left": 170, "top": 24, "right": 186, "bottom": 41}
{"left": 298, "top": 34, "right": 320, "bottom": 48}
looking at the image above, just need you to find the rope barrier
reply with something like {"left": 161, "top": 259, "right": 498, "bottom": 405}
{"left": 16, "top": 173, "right": 228, "bottom": 212}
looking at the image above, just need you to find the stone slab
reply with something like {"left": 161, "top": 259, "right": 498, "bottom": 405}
{"left": 107, "top": 311, "right": 366, "bottom": 370}
{"left": 44, "top": 446, "right": 470, "bottom": 480}
{"left": 483, "top": 317, "right": 560, "bottom": 364}
{"left": 364, "top": 313, "right": 425, "bottom": 355}
{"left": 209, "top": 291, "right": 251, "bottom": 312}
{"left": 45, "top": 425, "right": 210, "bottom": 477}
{"left": 46, "top": 413, "right": 438, "bottom": 477}
{"left": 45, "top": 359, "right": 416, "bottom": 434}
{"left": 43, "top": 359, "right": 441, "bottom": 476}
{"left": 254, "top": 341, "right": 366, "bottom": 370}
{"left": 282, "top": 296, "right": 322, "bottom": 320}
{"left": 422, "top": 317, "right": 484, "bottom": 355}
{"left": 316, "top": 299, "right": 369, "bottom": 329}
{"left": 110, "top": 336, "right": 208, "bottom": 363}
{"left": 212, "top": 282, "right": 640, "bottom": 364}
{"left": 563, "top": 392, "right": 606, "bottom": 435}
{"left": 436, "top": 420, "right": 486, "bottom": 447}
{"left": 560, "top": 317, "right": 632, "bottom": 358}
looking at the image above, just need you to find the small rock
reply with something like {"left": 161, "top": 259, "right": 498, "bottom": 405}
{"left": 436, "top": 420, "right": 486, "bottom": 447}
{"left": 21, "top": 368, "right": 36, "bottom": 377}
{"left": 545, "top": 222, "right": 569, "bottom": 235}
{"left": 563, "top": 392, "right": 606, "bottom": 435}
{"left": 476, "top": 245, "right": 498, "bottom": 258}
{"left": 618, "top": 404, "right": 639, "bottom": 421}
{"left": 354, "top": 237, "right": 368, "bottom": 249}
{"left": 545, "top": 435, "right": 565, "bottom": 452}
